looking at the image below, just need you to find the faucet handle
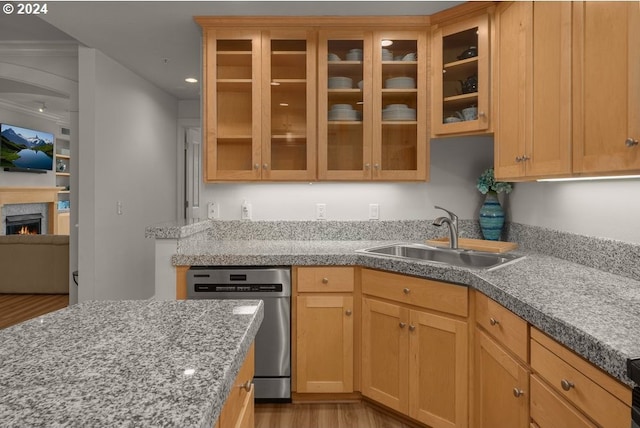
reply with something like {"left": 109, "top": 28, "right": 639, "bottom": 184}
{"left": 434, "top": 205, "right": 458, "bottom": 222}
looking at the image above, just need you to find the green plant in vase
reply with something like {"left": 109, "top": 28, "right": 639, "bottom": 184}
{"left": 476, "top": 168, "right": 513, "bottom": 241}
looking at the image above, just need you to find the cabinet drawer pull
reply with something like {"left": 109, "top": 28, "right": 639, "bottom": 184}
{"left": 399, "top": 322, "right": 406, "bottom": 328}
{"left": 560, "top": 379, "right": 575, "bottom": 391}
{"left": 625, "top": 138, "right": 638, "bottom": 147}
{"left": 345, "top": 309, "right": 352, "bottom": 316}
{"left": 408, "top": 324, "right": 416, "bottom": 332}
{"left": 239, "top": 380, "right": 252, "bottom": 392}
{"left": 489, "top": 317, "right": 500, "bottom": 326}
{"left": 403, "top": 288, "right": 410, "bottom": 294}
{"left": 321, "top": 277, "right": 329, "bottom": 284}
{"left": 512, "top": 388, "right": 525, "bottom": 398}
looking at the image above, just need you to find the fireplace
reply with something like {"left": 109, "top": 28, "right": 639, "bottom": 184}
{"left": 6, "top": 213, "right": 43, "bottom": 235}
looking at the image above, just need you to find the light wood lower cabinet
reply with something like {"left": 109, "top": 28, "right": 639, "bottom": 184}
{"left": 216, "top": 344, "right": 255, "bottom": 428}
{"left": 530, "top": 374, "right": 596, "bottom": 428}
{"left": 531, "top": 328, "right": 632, "bottom": 428}
{"left": 474, "top": 328, "right": 530, "bottom": 428}
{"left": 296, "top": 294, "right": 354, "bottom": 393}
{"left": 361, "top": 269, "right": 469, "bottom": 428}
{"left": 295, "top": 267, "right": 355, "bottom": 394}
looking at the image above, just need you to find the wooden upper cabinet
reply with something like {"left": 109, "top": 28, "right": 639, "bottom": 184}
{"left": 318, "top": 27, "right": 428, "bottom": 181}
{"left": 431, "top": 12, "right": 491, "bottom": 136}
{"left": 199, "top": 25, "right": 316, "bottom": 181}
{"left": 318, "top": 30, "right": 372, "bottom": 180}
{"left": 572, "top": 1, "right": 640, "bottom": 175}
{"left": 493, "top": 1, "right": 572, "bottom": 181}
{"left": 202, "top": 28, "right": 261, "bottom": 181}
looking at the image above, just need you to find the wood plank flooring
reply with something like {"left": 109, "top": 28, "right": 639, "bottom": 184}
{"left": 0, "top": 294, "right": 69, "bottom": 329}
{"left": 255, "top": 402, "right": 419, "bottom": 428}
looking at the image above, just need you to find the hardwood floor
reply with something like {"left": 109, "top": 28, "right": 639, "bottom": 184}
{"left": 255, "top": 402, "right": 419, "bottom": 428}
{"left": 0, "top": 294, "right": 69, "bottom": 329}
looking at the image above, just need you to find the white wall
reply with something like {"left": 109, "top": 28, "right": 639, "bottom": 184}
{"left": 199, "top": 132, "right": 640, "bottom": 246}
{"left": 199, "top": 136, "right": 495, "bottom": 221}
{"left": 510, "top": 179, "right": 640, "bottom": 244}
{"left": 78, "top": 47, "right": 178, "bottom": 301}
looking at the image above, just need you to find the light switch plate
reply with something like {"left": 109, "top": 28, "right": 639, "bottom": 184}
{"left": 369, "top": 203, "right": 379, "bottom": 220}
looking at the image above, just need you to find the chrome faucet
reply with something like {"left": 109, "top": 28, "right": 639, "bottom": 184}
{"left": 433, "top": 205, "right": 459, "bottom": 249}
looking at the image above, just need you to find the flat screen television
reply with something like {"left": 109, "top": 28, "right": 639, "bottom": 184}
{"left": 1, "top": 123, "right": 55, "bottom": 172}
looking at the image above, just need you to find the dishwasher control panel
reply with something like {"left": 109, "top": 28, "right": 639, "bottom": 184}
{"left": 187, "top": 266, "right": 291, "bottom": 299}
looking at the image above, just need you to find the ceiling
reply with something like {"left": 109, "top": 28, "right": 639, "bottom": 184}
{"left": 1, "top": 1, "right": 462, "bottom": 119}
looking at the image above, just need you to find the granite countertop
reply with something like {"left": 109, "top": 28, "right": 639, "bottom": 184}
{"left": 172, "top": 239, "right": 640, "bottom": 387}
{"left": 0, "top": 299, "right": 264, "bottom": 428}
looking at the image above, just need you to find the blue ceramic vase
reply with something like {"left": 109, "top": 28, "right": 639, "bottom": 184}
{"left": 479, "top": 191, "right": 505, "bottom": 241}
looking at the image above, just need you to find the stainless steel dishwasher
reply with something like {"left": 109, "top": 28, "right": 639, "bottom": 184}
{"left": 187, "top": 266, "right": 291, "bottom": 402}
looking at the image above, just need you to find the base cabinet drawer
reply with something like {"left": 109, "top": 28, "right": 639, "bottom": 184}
{"left": 530, "top": 375, "right": 596, "bottom": 428}
{"left": 530, "top": 329, "right": 631, "bottom": 428}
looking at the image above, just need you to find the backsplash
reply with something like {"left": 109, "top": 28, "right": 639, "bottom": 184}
{"left": 506, "top": 222, "right": 640, "bottom": 283}
{"left": 152, "top": 218, "right": 640, "bottom": 283}
{"left": 204, "top": 219, "right": 483, "bottom": 241}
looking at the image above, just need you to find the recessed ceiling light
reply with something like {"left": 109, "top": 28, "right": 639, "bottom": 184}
{"left": 185, "top": 77, "right": 198, "bottom": 84}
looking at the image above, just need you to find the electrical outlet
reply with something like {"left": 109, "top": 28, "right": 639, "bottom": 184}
{"left": 241, "top": 200, "right": 252, "bottom": 220}
{"left": 207, "top": 202, "right": 219, "bottom": 219}
{"left": 316, "top": 203, "right": 327, "bottom": 220}
{"left": 369, "top": 203, "right": 379, "bottom": 220}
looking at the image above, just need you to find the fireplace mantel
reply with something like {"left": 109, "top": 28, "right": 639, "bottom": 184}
{"left": 0, "top": 187, "right": 64, "bottom": 234}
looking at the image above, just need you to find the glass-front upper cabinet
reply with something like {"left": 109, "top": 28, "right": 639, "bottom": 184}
{"left": 318, "top": 29, "right": 427, "bottom": 181}
{"left": 201, "top": 27, "right": 315, "bottom": 181}
{"left": 262, "top": 30, "right": 317, "bottom": 181}
{"left": 431, "top": 14, "right": 490, "bottom": 136}
{"left": 203, "top": 29, "right": 260, "bottom": 181}
{"left": 318, "top": 31, "right": 372, "bottom": 180}
{"left": 373, "top": 31, "right": 428, "bottom": 180}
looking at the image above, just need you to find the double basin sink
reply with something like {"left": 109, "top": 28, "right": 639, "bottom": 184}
{"left": 357, "top": 242, "right": 524, "bottom": 271}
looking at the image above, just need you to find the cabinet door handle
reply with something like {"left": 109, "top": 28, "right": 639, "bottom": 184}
{"left": 262, "top": 163, "right": 269, "bottom": 170}
{"left": 374, "top": 163, "right": 380, "bottom": 170}
{"left": 403, "top": 288, "right": 410, "bottom": 294}
{"left": 254, "top": 163, "right": 260, "bottom": 170}
{"left": 321, "top": 277, "right": 329, "bottom": 284}
{"left": 399, "top": 322, "right": 406, "bottom": 328}
{"left": 345, "top": 309, "right": 352, "bottom": 316}
{"left": 365, "top": 163, "right": 371, "bottom": 170}
{"left": 489, "top": 317, "right": 500, "bottom": 326}
{"left": 239, "top": 380, "right": 252, "bottom": 392}
{"left": 560, "top": 379, "right": 575, "bottom": 391}
{"left": 408, "top": 324, "right": 416, "bottom": 332}
{"left": 512, "top": 388, "right": 525, "bottom": 398}
{"left": 625, "top": 138, "right": 639, "bottom": 147}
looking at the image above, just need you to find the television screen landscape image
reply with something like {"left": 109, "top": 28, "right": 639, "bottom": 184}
{"left": 1, "top": 123, "right": 54, "bottom": 171}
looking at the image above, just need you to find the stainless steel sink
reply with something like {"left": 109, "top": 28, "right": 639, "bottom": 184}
{"left": 357, "top": 243, "right": 524, "bottom": 271}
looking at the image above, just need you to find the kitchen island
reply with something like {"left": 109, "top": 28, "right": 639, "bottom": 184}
{"left": 0, "top": 299, "right": 263, "bottom": 427}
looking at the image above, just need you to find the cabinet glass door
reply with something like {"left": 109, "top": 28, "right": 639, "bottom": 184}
{"left": 432, "top": 15, "right": 489, "bottom": 136}
{"left": 263, "top": 31, "right": 316, "bottom": 180}
{"left": 206, "top": 30, "right": 261, "bottom": 180}
{"left": 318, "top": 31, "right": 372, "bottom": 180}
{"left": 374, "top": 31, "right": 427, "bottom": 180}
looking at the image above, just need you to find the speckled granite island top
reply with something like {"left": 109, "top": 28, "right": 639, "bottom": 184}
{"left": 172, "top": 239, "right": 640, "bottom": 387}
{"left": 0, "top": 299, "right": 264, "bottom": 428}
